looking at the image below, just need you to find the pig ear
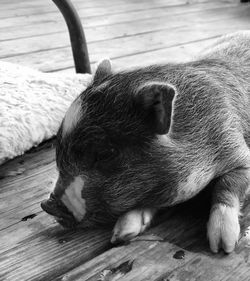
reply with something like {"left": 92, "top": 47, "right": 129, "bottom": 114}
{"left": 136, "top": 82, "right": 176, "bottom": 135}
{"left": 94, "top": 58, "right": 112, "bottom": 81}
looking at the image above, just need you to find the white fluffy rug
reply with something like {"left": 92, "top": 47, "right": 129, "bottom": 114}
{"left": 0, "top": 61, "right": 92, "bottom": 165}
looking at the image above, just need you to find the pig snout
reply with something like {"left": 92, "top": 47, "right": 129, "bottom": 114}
{"left": 41, "top": 176, "right": 86, "bottom": 228}
{"left": 41, "top": 193, "right": 77, "bottom": 228}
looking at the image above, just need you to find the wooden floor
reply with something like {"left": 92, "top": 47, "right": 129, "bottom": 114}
{"left": 1, "top": 0, "right": 250, "bottom": 280}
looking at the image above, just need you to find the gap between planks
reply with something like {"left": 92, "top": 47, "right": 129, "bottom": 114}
{"left": 0, "top": 1, "right": 238, "bottom": 31}
{"left": 3, "top": 15, "right": 250, "bottom": 72}
{"left": 0, "top": 6, "right": 245, "bottom": 59}
{"left": 0, "top": 0, "right": 216, "bottom": 19}
{"left": 0, "top": 1, "right": 238, "bottom": 42}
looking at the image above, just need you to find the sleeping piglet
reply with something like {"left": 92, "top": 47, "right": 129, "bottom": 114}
{"left": 41, "top": 31, "right": 250, "bottom": 253}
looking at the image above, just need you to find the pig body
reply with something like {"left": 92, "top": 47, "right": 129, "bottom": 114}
{"left": 41, "top": 31, "right": 250, "bottom": 253}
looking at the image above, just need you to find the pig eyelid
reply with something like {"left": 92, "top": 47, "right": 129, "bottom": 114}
{"left": 95, "top": 147, "right": 119, "bottom": 163}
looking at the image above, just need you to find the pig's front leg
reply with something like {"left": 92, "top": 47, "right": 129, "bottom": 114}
{"left": 111, "top": 208, "right": 157, "bottom": 243}
{"left": 207, "top": 167, "right": 250, "bottom": 253}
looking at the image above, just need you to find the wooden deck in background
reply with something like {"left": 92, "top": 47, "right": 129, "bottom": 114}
{"left": 0, "top": 0, "right": 250, "bottom": 280}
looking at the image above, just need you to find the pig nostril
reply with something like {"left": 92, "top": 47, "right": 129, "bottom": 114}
{"left": 41, "top": 199, "right": 50, "bottom": 212}
{"left": 41, "top": 197, "right": 62, "bottom": 217}
{"left": 111, "top": 234, "right": 119, "bottom": 244}
{"left": 41, "top": 198, "right": 57, "bottom": 215}
{"left": 41, "top": 194, "right": 80, "bottom": 229}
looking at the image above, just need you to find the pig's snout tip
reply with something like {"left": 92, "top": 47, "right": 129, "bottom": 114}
{"left": 110, "top": 233, "right": 123, "bottom": 245}
{"left": 111, "top": 233, "right": 119, "bottom": 244}
{"left": 41, "top": 198, "right": 79, "bottom": 229}
{"left": 40, "top": 198, "right": 55, "bottom": 215}
{"left": 40, "top": 193, "right": 60, "bottom": 216}
{"left": 40, "top": 193, "right": 78, "bottom": 228}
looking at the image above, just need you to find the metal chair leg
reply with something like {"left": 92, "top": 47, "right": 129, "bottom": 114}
{"left": 52, "top": 0, "right": 91, "bottom": 74}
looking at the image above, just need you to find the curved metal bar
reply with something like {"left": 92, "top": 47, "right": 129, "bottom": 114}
{"left": 52, "top": 0, "right": 91, "bottom": 74}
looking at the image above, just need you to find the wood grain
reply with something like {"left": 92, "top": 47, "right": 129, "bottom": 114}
{"left": 58, "top": 37, "right": 220, "bottom": 75}
{"left": 0, "top": 0, "right": 215, "bottom": 29}
{"left": 0, "top": 0, "right": 218, "bottom": 19}
{"left": 54, "top": 197, "right": 250, "bottom": 281}
{"left": 0, "top": 0, "right": 219, "bottom": 18}
{"left": 0, "top": 4, "right": 245, "bottom": 58}
{"left": 3, "top": 14, "right": 250, "bottom": 72}
{"left": 0, "top": 214, "right": 111, "bottom": 281}
{"left": 0, "top": 142, "right": 111, "bottom": 281}
{"left": 0, "top": 2, "right": 235, "bottom": 42}
{"left": 0, "top": 141, "right": 56, "bottom": 229}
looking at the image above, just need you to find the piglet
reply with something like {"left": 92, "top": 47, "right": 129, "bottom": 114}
{"left": 41, "top": 31, "right": 250, "bottom": 253}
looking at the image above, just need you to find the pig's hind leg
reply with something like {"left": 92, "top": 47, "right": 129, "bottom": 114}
{"left": 111, "top": 208, "right": 157, "bottom": 244}
{"left": 207, "top": 166, "right": 250, "bottom": 253}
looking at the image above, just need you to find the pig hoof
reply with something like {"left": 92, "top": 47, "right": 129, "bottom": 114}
{"left": 207, "top": 204, "right": 240, "bottom": 253}
{"left": 111, "top": 208, "right": 155, "bottom": 244}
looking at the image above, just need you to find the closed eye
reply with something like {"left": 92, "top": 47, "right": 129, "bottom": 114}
{"left": 96, "top": 147, "right": 119, "bottom": 163}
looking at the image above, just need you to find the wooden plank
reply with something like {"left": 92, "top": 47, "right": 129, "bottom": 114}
{"left": 0, "top": 1, "right": 236, "bottom": 42}
{"left": 1, "top": 142, "right": 249, "bottom": 281}
{"left": 0, "top": 174, "right": 54, "bottom": 228}
{"left": 3, "top": 15, "right": 250, "bottom": 72}
{"left": 111, "top": 37, "right": 220, "bottom": 70}
{"left": 3, "top": 171, "right": 248, "bottom": 281}
{"left": 58, "top": 37, "right": 219, "bottom": 75}
{"left": 0, "top": 0, "right": 94, "bottom": 11}
{"left": 0, "top": 213, "right": 111, "bottom": 281}
{"left": 0, "top": 142, "right": 110, "bottom": 281}
{"left": 0, "top": 0, "right": 214, "bottom": 16}
{"left": 0, "top": 4, "right": 245, "bottom": 58}
{"left": 54, "top": 198, "right": 250, "bottom": 281}
{"left": 0, "top": 141, "right": 57, "bottom": 229}
{"left": 0, "top": 0, "right": 216, "bottom": 29}
{"left": 0, "top": 0, "right": 215, "bottom": 18}
{"left": 0, "top": 143, "right": 162, "bottom": 281}
{"left": 0, "top": 0, "right": 113, "bottom": 18}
